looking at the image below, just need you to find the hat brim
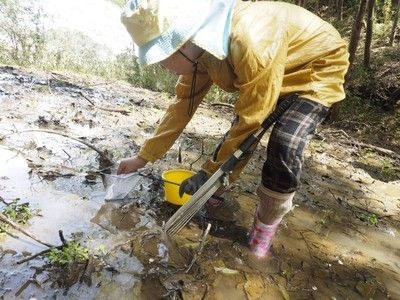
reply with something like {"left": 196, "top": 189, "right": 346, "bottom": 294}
{"left": 135, "top": 4, "right": 211, "bottom": 66}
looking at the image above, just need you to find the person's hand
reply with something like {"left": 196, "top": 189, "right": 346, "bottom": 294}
{"left": 179, "top": 170, "right": 208, "bottom": 197}
{"left": 117, "top": 156, "right": 148, "bottom": 175}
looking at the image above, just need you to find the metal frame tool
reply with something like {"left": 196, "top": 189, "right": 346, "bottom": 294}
{"left": 164, "top": 94, "right": 297, "bottom": 236}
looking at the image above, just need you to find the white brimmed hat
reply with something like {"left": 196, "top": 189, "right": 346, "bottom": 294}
{"left": 121, "top": 0, "right": 235, "bottom": 66}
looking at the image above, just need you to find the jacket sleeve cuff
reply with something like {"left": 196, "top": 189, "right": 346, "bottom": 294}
{"left": 138, "top": 147, "right": 159, "bottom": 163}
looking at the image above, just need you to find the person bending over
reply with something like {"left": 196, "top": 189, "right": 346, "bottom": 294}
{"left": 117, "top": 0, "right": 349, "bottom": 258}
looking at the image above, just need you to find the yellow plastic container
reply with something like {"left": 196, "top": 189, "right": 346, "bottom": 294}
{"left": 162, "top": 169, "right": 195, "bottom": 205}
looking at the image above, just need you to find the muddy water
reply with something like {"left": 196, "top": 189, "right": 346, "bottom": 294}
{"left": 1, "top": 66, "right": 400, "bottom": 299}
{"left": 0, "top": 146, "right": 145, "bottom": 298}
{"left": 0, "top": 147, "right": 101, "bottom": 250}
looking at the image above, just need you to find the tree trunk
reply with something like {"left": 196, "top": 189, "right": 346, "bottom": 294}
{"left": 295, "top": 0, "right": 306, "bottom": 7}
{"left": 389, "top": 0, "right": 400, "bottom": 45}
{"left": 347, "top": 0, "right": 369, "bottom": 71}
{"left": 337, "top": 0, "right": 344, "bottom": 21}
{"left": 364, "top": 0, "right": 375, "bottom": 68}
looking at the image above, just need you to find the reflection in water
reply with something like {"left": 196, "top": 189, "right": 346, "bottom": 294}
{"left": 0, "top": 147, "right": 32, "bottom": 190}
{"left": 91, "top": 202, "right": 140, "bottom": 233}
{"left": 0, "top": 147, "right": 144, "bottom": 298}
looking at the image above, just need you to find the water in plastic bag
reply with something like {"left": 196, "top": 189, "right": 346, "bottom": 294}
{"left": 102, "top": 172, "right": 142, "bottom": 201}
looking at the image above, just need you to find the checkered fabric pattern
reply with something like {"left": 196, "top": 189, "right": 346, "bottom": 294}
{"left": 262, "top": 97, "right": 330, "bottom": 193}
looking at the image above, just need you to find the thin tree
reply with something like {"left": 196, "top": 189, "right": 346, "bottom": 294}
{"left": 389, "top": 0, "right": 400, "bottom": 45}
{"left": 337, "top": 0, "right": 344, "bottom": 21}
{"left": 295, "top": 0, "right": 306, "bottom": 7}
{"left": 364, "top": 0, "right": 375, "bottom": 68}
{"left": 347, "top": 0, "right": 369, "bottom": 70}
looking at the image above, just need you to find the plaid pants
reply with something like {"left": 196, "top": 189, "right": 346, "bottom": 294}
{"left": 262, "top": 96, "right": 330, "bottom": 193}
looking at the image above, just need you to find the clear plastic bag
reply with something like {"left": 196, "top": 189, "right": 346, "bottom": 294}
{"left": 102, "top": 172, "right": 142, "bottom": 201}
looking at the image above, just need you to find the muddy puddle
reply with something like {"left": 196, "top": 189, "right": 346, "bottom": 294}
{"left": 1, "top": 65, "right": 400, "bottom": 299}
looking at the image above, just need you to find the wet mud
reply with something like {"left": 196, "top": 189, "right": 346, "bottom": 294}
{"left": 0, "top": 65, "right": 399, "bottom": 299}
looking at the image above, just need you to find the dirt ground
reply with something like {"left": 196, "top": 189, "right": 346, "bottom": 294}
{"left": 0, "top": 65, "right": 399, "bottom": 299}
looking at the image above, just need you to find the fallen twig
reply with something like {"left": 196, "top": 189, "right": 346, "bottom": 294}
{"left": 185, "top": 223, "right": 211, "bottom": 273}
{"left": 16, "top": 248, "right": 54, "bottom": 264}
{"left": 51, "top": 72, "right": 72, "bottom": 81}
{"left": 0, "top": 225, "right": 19, "bottom": 238}
{"left": 0, "top": 212, "right": 54, "bottom": 248}
{"left": 79, "top": 91, "right": 130, "bottom": 115}
{"left": 80, "top": 257, "right": 94, "bottom": 286}
{"left": 322, "top": 129, "right": 350, "bottom": 138}
{"left": 15, "top": 278, "right": 42, "bottom": 297}
{"left": 189, "top": 139, "right": 205, "bottom": 170}
{"left": 210, "top": 102, "right": 234, "bottom": 109}
{"left": 299, "top": 231, "right": 318, "bottom": 261}
{"left": 342, "top": 140, "right": 400, "bottom": 160}
{"left": 59, "top": 229, "right": 67, "bottom": 246}
{"left": 84, "top": 80, "right": 118, "bottom": 88}
{"left": 6, "top": 129, "right": 113, "bottom": 166}
{"left": 16, "top": 229, "right": 68, "bottom": 264}
{"left": 201, "top": 283, "right": 209, "bottom": 300}
{"left": 0, "top": 196, "right": 12, "bottom": 205}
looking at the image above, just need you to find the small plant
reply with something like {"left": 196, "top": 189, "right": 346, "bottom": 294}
{"left": 46, "top": 242, "right": 90, "bottom": 265}
{"left": 2, "top": 198, "right": 39, "bottom": 224}
{"left": 317, "top": 209, "right": 335, "bottom": 227}
{"left": 95, "top": 244, "right": 107, "bottom": 256}
{"left": 360, "top": 213, "right": 378, "bottom": 226}
{"left": 380, "top": 159, "right": 400, "bottom": 180}
{"left": 0, "top": 225, "right": 8, "bottom": 238}
{"left": 359, "top": 147, "right": 376, "bottom": 158}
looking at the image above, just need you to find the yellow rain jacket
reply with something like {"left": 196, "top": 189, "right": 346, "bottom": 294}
{"left": 138, "top": 1, "right": 349, "bottom": 181}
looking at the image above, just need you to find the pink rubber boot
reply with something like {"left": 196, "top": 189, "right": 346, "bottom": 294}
{"left": 249, "top": 185, "right": 294, "bottom": 258}
{"left": 248, "top": 212, "right": 280, "bottom": 258}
